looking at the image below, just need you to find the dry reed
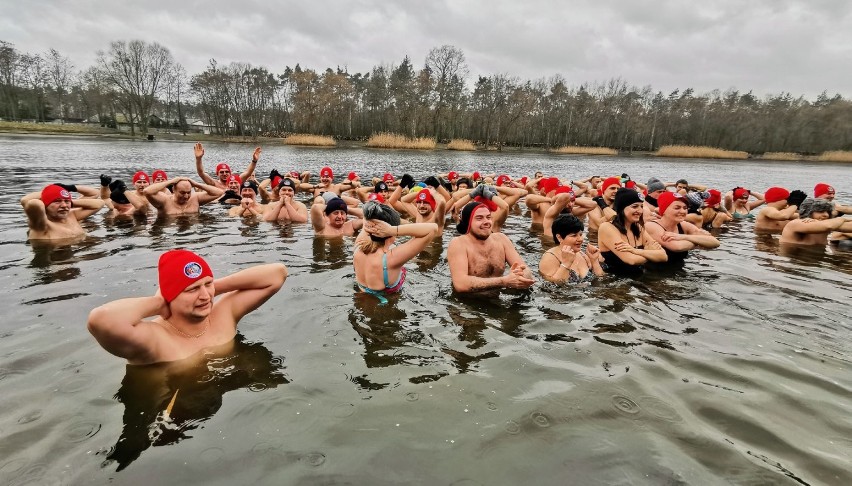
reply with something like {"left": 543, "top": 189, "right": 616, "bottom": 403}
{"left": 760, "top": 152, "right": 803, "bottom": 161}
{"left": 656, "top": 145, "right": 749, "bottom": 160}
{"left": 552, "top": 145, "right": 618, "bottom": 156}
{"left": 0, "top": 121, "right": 108, "bottom": 134}
{"left": 817, "top": 151, "right": 852, "bottom": 162}
{"left": 447, "top": 139, "right": 476, "bottom": 151}
{"left": 283, "top": 133, "right": 336, "bottom": 146}
{"left": 366, "top": 132, "right": 436, "bottom": 150}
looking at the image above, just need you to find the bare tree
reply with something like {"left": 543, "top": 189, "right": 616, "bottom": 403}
{"left": 425, "top": 45, "right": 468, "bottom": 140}
{"left": 45, "top": 48, "right": 74, "bottom": 122}
{"left": 97, "top": 40, "right": 174, "bottom": 135}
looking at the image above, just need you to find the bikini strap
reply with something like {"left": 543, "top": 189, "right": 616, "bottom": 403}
{"left": 382, "top": 252, "right": 390, "bottom": 288}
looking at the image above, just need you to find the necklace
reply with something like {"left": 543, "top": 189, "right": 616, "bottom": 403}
{"left": 163, "top": 317, "right": 210, "bottom": 338}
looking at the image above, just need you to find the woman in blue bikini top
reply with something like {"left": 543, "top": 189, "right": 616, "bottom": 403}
{"left": 354, "top": 201, "right": 438, "bottom": 303}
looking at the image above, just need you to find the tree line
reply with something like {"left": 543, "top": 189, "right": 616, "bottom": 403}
{"left": 1, "top": 39, "right": 850, "bottom": 153}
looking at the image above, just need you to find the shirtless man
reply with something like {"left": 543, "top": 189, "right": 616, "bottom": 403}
{"left": 524, "top": 177, "right": 561, "bottom": 226}
{"left": 814, "top": 183, "right": 852, "bottom": 216}
{"left": 87, "top": 249, "right": 287, "bottom": 364}
{"left": 311, "top": 196, "right": 365, "bottom": 237}
{"left": 195, "top": 142, "right": 260, "bottom": 190}
{"left": 21, "top": 184, "right": 104, "bottom": 242}
{"left": 217, "top": 174, "right": 243, "bottom": 205}
{"left": 447, "top": 201, "right": 535, "bottom": 293}
{"left": 643, "top": 178, "right": 667, "bottom": 222}
{"left": 780, "top": 198, "right": 852, "bottom": 245}
{"left": 99, "top": 176, "right": 148, "bottom": 216}
{"left": 301, "top": 166, "right": 358, "bottom": 198}
{"left": 755, "top": 187, "right": 800, "bottom": 232}
{"left": 228, "top": 181, "right": 267, "bottom": 217}
{"left": 542, "top": 188, "right": 597, "bottom": 239}
{"left": 263, "top": 178, "right": 308, "bottom": 223}
{"left": 587, "top": 177, "right": 621, "bottom": 231}
{"left": 144, "top": 177, "right": 224, "bottom": 216}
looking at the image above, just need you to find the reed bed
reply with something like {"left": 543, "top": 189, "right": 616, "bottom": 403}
{"left": 283, "top": 133, "right": 336, "bottom": 146}
{"left": 759, "top": 152, "right": 803, "bottom": 161}
{"left": 656, "top": 145, "right": 749, "bottom": 160}
{"left": 817, "top": 150, "right": 852, "bottom": 162}
{"left": 366, "top": 132, "right": 436, "bottom": 150}
{"left": 447, "top": 139, "right": 476, "bottom": 151}
{"left": 552, "top": 145, "right": 618, "bottom": 156}
{"left": 0, "top": 121, "right": 108, "bottom": 134}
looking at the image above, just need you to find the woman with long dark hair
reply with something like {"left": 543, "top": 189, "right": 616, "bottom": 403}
{"left": 597, "top": 188, "right": 667, "bottom": 276}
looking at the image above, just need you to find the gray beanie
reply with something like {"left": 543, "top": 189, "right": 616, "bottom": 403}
{"left": 797, "top": 198, "right": 834, "bottom": 219}
{"left": 647, "top": 178, "right": 665, "bottom": 193}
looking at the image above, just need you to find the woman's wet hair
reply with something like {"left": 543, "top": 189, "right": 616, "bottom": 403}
{"left": 551, "top": 214, "right": 584, "bottom": 245}
{"left": 359, "top": 201, "right": 401, "bottom": 253}
{"left": 797, "top": 197, "right": 834, "bottom": 219}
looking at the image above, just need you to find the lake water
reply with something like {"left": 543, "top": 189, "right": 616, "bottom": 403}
{"left": 0, "top": 134, "right": 850, "bottom": 485}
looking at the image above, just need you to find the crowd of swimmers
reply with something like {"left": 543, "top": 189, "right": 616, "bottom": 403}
{"left": 19, "top": 143, "right": 852, "bottom": 364}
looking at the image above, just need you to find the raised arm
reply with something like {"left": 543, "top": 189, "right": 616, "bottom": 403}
{"left": 310, "top": 201, "right": 327, "bottom": 232}
{"left": 238, "top": 147, "right": 261, "bottom": 181}
{"left": 194, "top": 142, "right": 217, "bottom": 186}
{"left": 212, "top": 263, "right": 288, "bottom": 322}
{"left": 71, "top": 197, "right": 106, "bottom": 220}
{"left": 144, "top": 177, "right": 181, "bottom": 208}
{"left": 87, "top": 293, "right": 166, "bottom": 363}
{"left": 192, "top": 179, "right": 225, "bottom": 205}
{"left": 365, "top": 220, "right": 438, "bottom": 267}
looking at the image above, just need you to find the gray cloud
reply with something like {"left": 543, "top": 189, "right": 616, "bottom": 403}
{"left": 0, "top": 0, "right": 849, "bottom": 97}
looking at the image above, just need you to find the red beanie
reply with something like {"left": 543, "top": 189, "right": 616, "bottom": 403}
{"left": 132, "top": 171, "right": 150, "bottom": 184}
{"left": 538, "top": 177, "right": 560, "bottom": 195}
{"left": 271, "top": 176, "right": 282, "bottom": 189}
{"left": 158, "top": 250, "right": 214, "bottom": 303}
{"left": 814, "top": 183, "right": 834, "bottom": 198}
{"left": 382, "top": 173, "right": 394, "bottom": 183}
{"left": 152, "top": 170, "right": 168, "bottom": 181}
{"left": 657, "top": 191, "right": 688, "bottom": 216}
{"left": 472, "top": 171, "right": 481, "bottom": 181}
{"left": 320, "top": 166, "right": 333, "bottom": 178}
{"left": 415, "top": 189, "right": 436, "bottom": 210}
{"left": 600, "top": 177, "right": 622, "bottom": 195}
{"left": 41, "top": 184, "right": 72, "bottom": 205}
{"left": 447, "top": 171, "right": 459, "bottom": 181}
{"left": 553, "top": 186, "right": 575, "bottom": 199}
{"left": 764, "top": 187, "right": 790, "bottom": 203}
{"left": 733, "top": 188, "right": 750, "bottom": 200}
{"left": 348, "top": 171, "right": 358, "bottom": 181}
{"left": 705, "top": 189, "right": 722, "bottom": 207}
{"left": 216, "top": 163, "right": 231, "bottom": 173}
{"left": 368, "top": 192, "right": 385, "bottom": 203}
{"left": 226, "top": 174, "right": 242, "bottom": 187}
{"left": 496, "top": 174, "right": 510, "bottom": 186}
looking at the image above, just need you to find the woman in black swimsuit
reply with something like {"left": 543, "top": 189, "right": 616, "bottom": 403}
{"left": 597, "top": 188, "right": 667, "bottom": 276}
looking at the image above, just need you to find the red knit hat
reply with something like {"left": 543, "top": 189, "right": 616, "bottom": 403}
{"left": 382, "top": 173, "right": 394, "bottom": 183}
{"left": 414, "top": 189, "right": 436, "bottom": 210}
{"left": 705, "top": 189, "right": 722, "bottom": 207}
{"left": 348, "top": 171, "right": 358, "bottom": 181}
{"left": 152, "top": 170, "right": 168, "bottom": 181}
{"left": 814, "top": 183, "right": 834, "bottom": 198}
{"left": 538, "top": 177, "right": 560, "bottom": 195}
{"left": 368, "top": 192, "right": 385, "bottom": 203}
{"left": 472, "top": 171, "right": 481, "bottom": 181}
{"left": 158, "top": 250, "right": 214, "bottom": 303}
{"left": 601, "top": 177, "right": 622, "bottom": 195}
{"left": 447, "top": 171, "right": 459, "bottom": 181}
{"left": 320, "top": 166, "right": 333, "bottom": 178}
{"left": 215, "top": 163, "right": 231, "bottom": 174}
{"left": 764, "top": 187, "right": 790, "bottom": 203}
{"left": 132, "top": 171, "right": 150, "bottom": 184}
{"left": 226, "top": 174, "right": 242, "bottom": 187}
{"left": 733, "top": 188, "right": 750, "bottom": 200}
{"left": 496, "top": 174, "right": 510, "bottom": 186}
{"left": 657, "top": 191, "right": 688, "bottom": 216}
{"left": 553, "top": 186, "right": 575, "bottom": 199}
{"left": 41, "top": 184, "right": 72, "bottom": 205}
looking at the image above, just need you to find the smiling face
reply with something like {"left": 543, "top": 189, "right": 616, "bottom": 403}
{"left": 174, "top": 180, "right": 192, "bottom": 205}
{"left": 279, "top": 186, "right": 295, "bottom": 198}
{"left": 169, "top": 276, "right": 215, "bottom": 320}
{"left": 469, "top": 206, "right": 493, "bottom": 240}
{"left": 557, "top": 231, "right": 583, "bottom": 251}
{"left": 228, "top": 180, "right": 241, "bottom": 192}
{"left": 240, "top": 188, "right": 256, "bottom": 200}
{"left": 217, "top": 168, "right": 231, "bottom": 183}
{"left": 45, "top": 198, "right": 72, "bottom": 221}
{"left": 664, "top": 200, "right": 688, "bottom": 222}
{"left": 622, "top": 202, "right": 644, "bottom": 224}
{"left": 415, "top": 198, "right": 433, "bottom": 216}
{"left": 328, "top": 209, "right": 347, "bottom": 228}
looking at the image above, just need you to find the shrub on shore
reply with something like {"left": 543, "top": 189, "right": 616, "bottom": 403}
{"left": 656, "top": 145, "right": 749, "bottom": 160}
{"left": 366, "top": 132, "right": 436, "bottom": 150}
{"left": 283, "top": 133, "right": 336, "bottom": 146}
{"left": 817, "top": 151, "right": 852, "bottom": 162}
{"left": 552, "top": 145, "right": 618, "bottom": 156}
{"left": 447, "top": 139, "right": 476, "bottom": 151}
{"left": 760, "top": 152, "right": 802, "bottom": 161}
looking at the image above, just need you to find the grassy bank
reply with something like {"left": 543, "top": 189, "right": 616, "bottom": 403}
{"left": 656, "top": 145, "right": 749, "bottom": 160}
{"left": 447, "top": 139, "right": 476, "bottom": 151}
{"left": 760, "top": 152, "right": 803, "bottom": 161}
{"left": 366, "top": 132, "right": 436, "bottom": 150}
{"left": 552, "top": 145, "right": 618, "bottom": 156}
{"left": 0, "top": 121, "right": 113, "bottom": 135}
{"left": 283, "top": 133, "right": 336, "bottom": 147}
{"left": 817, "top": 150, "right": 852, "bottom": 162}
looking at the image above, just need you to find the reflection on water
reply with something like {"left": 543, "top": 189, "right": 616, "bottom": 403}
{"left": 103, "top": 335, "right": 288, "bottom": 471}
{"left": 1, "top": 137, "right": 851, "bottom": 484}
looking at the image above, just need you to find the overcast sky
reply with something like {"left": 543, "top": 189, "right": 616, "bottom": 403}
{"left": 2, "top": 0, "right": 850, "bottom": 98}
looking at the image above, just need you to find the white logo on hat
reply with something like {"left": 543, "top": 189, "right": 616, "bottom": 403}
{"left": 59, "top": 190, "right": 71, "bottom": 199}
{"left": 184, "top": 262, "right": 203, "bottom": 279}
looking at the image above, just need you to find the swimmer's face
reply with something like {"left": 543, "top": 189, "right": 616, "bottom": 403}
{"left": 534, "top": 172, "right": 543, "bottom": 178}
{"left": 603, "top": 184, "right": 619, "bottom": 201}
{"left": 666, "top": 201, "right": 688, "bottom": 221}
{"left": 415, "top": 199, "right": 433, "bottom": 215}
{"left": 228, "top": 181, "right": 240, "bottom": 192}
{"left": 279, "top": 186, "right": 295, "bottom": 198}
{"left": 648, "top": 189, "right": 664, "bottom": 199}
{"left": 170, "top": 276, "right": 215, "bottom": 320}
{"left": 134, "top": 179, "right": 149, "bottom": 191}
{"left": 217, "top": 168, "right": 230, "bottom": 182}
{"left": 818, "top": 192, "right": 835, "bottom": 201}
{"left": 320, "top": 175, "right": 332, "bottom": 185}
{"left": 623, "top": 202, "right": 644, "bottom": 223}
{"left": 810, "top": 211, "right": 831, "bottom": 221}
{"left": 45, "top": 198, "right": 72, "bottom": 220}
{"left": 240, "top": 188, "right": 256, "bottom": 200}
{"left": 457, "top": 183, "right": 469, "bottom": 190}
{"left": 174, "top": 181, "right": 192, "bottom": 204}
{"left": 558, "top": 231, "right": 583, "bottom": 251}
{"left": 676, "top": 183, "right": 689, "bottom": 192}
{"left": 328, "top": 209, "right": 347, "bottom": 227}
{"left": 590, "top": 176, "right": 601, "bottom": 187}
{"left": 153, "top": 175, "right": 166, "bottom": 183}
{"left": 469, "top": 206, "right": 493, "bottom": 241}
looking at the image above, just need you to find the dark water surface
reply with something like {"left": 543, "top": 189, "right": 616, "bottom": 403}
{"left": 1, "top": 135, "right": 850, "bottom": 485}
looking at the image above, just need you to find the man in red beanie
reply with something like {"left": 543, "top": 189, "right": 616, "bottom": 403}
{"left": 194, "top": 142, "right": 261, "bottom": 190}
{"left": 20, "top": 183, "right": 104, "bottom": 241}
{"left": 88, "top": 250, "right": 287, "bottom": 364}
{"left": 814, "top": 182, "right": 852, "bottom": 216}
{"left": 756, "top": 186, "right": 798, "bottom": 231}
{"left": 301, "top": 166, "right": 359, "bottom": 198}
{"left": 587, "top": 176, "right": 621, "bottom": 231}
{"left": 447, "top": 201, "right": 535, "bottom": 292}
{"left": 144, "top": 177, "right": 224, "bottom": 216}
